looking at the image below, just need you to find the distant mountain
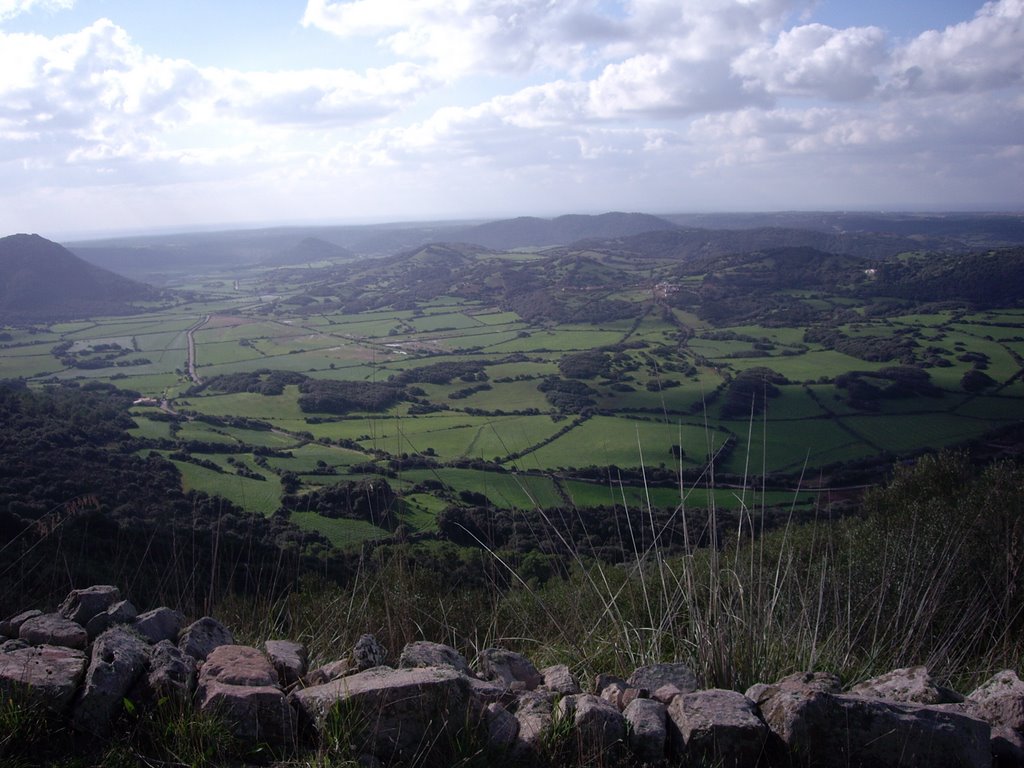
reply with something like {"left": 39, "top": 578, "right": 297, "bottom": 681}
{"left": 574, "top": 226, "right": 953, "bottom": 261}
{"left": 0, "top": 233, "right": 159, "bottom": 321}
{"left": 268, "top": 237, "right": 357, "bottom": 265}
{"left": 457, "top": 212, "right": 679, "bottom": 250}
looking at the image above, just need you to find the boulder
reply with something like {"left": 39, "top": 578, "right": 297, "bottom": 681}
{"left": 745, "top": 670, "right": 842, "bottom": 706}
{"left": 968, "top": 670, "right": 1024, "bottom": 732}
{"left": 628, "top": 663, "right": 699, "bottom": 695}
{"left": 291, "top": 665, "right": 477, "bottom": 763}
{"left": 0, "top": 639, "right": 28, "bottom": 653}
{"left": 306, "top": 658, "right": 354, "bottom": 686}
{"left": 541, "top": 663, "right": 581, "bottom": 695}
{"left": 85, "top": 599, "right": 137, "bottom": 639}
{"left": 668, "top": 688, "right": 769, "bottom": 767}
{"left": 398, "top": 641, "right": 471, "bottom": 675}
{"left": 468, "top": 676, "right": 518, "bottom": 707}
{"left": 0, "top": 609, "right": 42, "bottom": 637}
{"left": 653, "top": 683, "right": 685, "bottom": 705}
{"left": 265, "top": 639, "right": 308, "bottom": 688}
{"left": 71, "top": 627, "right": 149, "bottom": 736}
{"left": 622, "top": 687, "right": 648, "bottom": 708}
{"left": 512, "top": 690, "right": 556, "bottom": 757}
{"left": 759, "top": 689, "right": 991, "bottom": 768}
{"left": 595, "top": 672, "right": 628, "bottom": 693}
{"left": 556, "top": 693, "right": 626, "bottom": 763}
{"left": 992, "top": 726, "right": 1024, "bottom": 768}
{"left": 476, "top": 648, "right": 542, "bottom": 690}
{"left": 198, "top": 644, "right": 294, "bottom": 748}
{"left": 140, "top": 640, "right": 196, "bottom": 702}
{"left": 485, "top": 702, "right": 519, "bottom": 750}
{"left": 624, "top": 697, "right": 667, "bottom": 764}
{"left": 133, "top": 607, "right": 185, "bottom": 644}
{"left": 353, "top": 633, "right": 387, "bottom": 671}
{"left": 0, "top": 644, "right": 87, "bottom": 713}
{"left": 178, "top": 616, "right": 233, "bottom": 661}
{"left": 600, "top": 681, "right": 626, "bottom": 709}
{"left": 849, "top": 666, "right": 963, "bottom": 705}
{"left": 19, "top": 613, "right": 88, "bottom": 650}
{"left": 57, "top": 585, "right": 120, "bottom": 626}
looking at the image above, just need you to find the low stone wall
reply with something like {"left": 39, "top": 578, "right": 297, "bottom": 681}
{"left": 2, "top": 585, "right": 1023, "bottom": 767}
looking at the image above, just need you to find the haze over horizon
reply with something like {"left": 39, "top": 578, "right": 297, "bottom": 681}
{"left": 1, "top": 0, "right": 1022, "bottom": 239}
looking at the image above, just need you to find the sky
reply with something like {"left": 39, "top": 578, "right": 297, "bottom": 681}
{"left": 0, "top": 0, "right": 1021, "bottom": 238}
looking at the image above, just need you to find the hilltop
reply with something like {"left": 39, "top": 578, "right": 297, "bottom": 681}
{"left": 0, "top": 234, "right": 160, "bottom": 321}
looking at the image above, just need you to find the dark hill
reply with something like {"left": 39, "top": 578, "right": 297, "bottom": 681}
{"left": 269, "top": 237, "right": 356, "bottom": 265}
{"left": 579, "top": 226, "right": 950, "bottom": 261}
{"left": 459, "top": 212, "right": 679, "bottom": 249}
{"left": 0, "top": 233, "right": 159, "bottom": 321}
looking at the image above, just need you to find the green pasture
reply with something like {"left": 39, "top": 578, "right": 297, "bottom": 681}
{"left": 265, "top": 443, "right": 369, "bottom": 472}
{"left": 403, "top": 468, "right": 563, "bottom": 510}
{"left": 185, "top": 387, "right": 306, "bottom": 421}
{"left": 451, "top": 379, "right": 551, "bottom": 412}
{"left": 172, "top": 456, "right": 283, "bottom": 515}
{"left": 0, "top": 350, "right": 64, "bottom": 378}
{"left": 520, "top": 417, "right": 713, "bottom": 471}
{"left": 718, "top": 417, "right": 877, "bottom": 475}
{"left": 287, "top": 512, "right": 390, "bottom": 548}
{"left": 845, "top": 412, "right": 1016, "bottom": 454}
{"left": 408, "top": 312, "right": 484, "bottom": 332}
{"left": 560, "top": 479, "right": 812, "bottom": 512}
{"left": 128, "top": 414, "right": 173, "bottom": 441}
{"left": 727, "top": 349, "right": 887, "bottom": 382}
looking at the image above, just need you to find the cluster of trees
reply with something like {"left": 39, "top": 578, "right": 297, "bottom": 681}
{"left": 279, "top": 479, "right": 400, "bottom": 530}
{"left": 297, "top": 379, "right": 406, "bottom": 414}
{"left": 391, "top": 360, "right": 488, "bottom": 385}
{"left": 201, "top": 369, "right": 309, "bottom": 396}
{"left": 537, "top": 376, "right": 599, "bottom": 412}
{"left": 834, "top": 366, "right": 942, "bottom": 410}
{"left": 719, "top": 367, "right": 788, "bottom": 419}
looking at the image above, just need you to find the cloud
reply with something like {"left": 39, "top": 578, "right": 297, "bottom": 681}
{"left": 886, "top": 0, "right": 1024, "bottom": 96}
{"left": 733, "top": 24, "right": 889, "bottom": 100}
{"left": 0, "top": 0, "right": 73, "bottom": 22}
{"left": 302, "top": 0, "right": 610, "bottom": 78}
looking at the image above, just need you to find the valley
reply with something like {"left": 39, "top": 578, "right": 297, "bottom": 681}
{"left": 3, "top": 214, "right": 1024, "bottom": 550}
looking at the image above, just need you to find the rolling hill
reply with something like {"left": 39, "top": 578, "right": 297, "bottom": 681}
{"left": 0, "top": 233, "right": 160, "bottom": 321}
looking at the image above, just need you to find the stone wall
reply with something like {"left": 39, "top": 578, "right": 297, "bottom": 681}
{"left": 2, "top": 585, "right": 1023, "bottom": 767}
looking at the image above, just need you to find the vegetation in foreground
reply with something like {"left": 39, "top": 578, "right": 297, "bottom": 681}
{"left": 2, "top": 446, "right": 1022, "bottom": 766}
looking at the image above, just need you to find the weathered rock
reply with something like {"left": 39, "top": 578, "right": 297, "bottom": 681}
{"left": 71, "top": 627, "right": 149, "bottom": 736}
{"left": 265, "top": 639, "right": 308, "bottom": 687}
{"left": 178, "top": 616, "right": 233, "bottom": 661}
{"left": 557, "top": 693, "right": 627, "bottom": 763}
{"left": 624, "top": 697, "right": 667, "bottom": 764}
{"left": 58, "top": 585, "right": 121, "bottom": 626}
{"left": 968, "top": 670, "right": 1024, "bottom": 732}
{"left": 19, "top": 613, "right": 88, "bottom": 650}
{"left": 595, "top": 672, "right": 628, "bottom": 693}
{"left": 353, "top": 633, "right": 387, "bottom": 671}
{"left": 306, "top": 658, "right": 354, "bottom": 686}
{"left": 760, "top": 689, "right": 991, "bottom": 768}
{"left": 198, "top": 644, "right": 294, "bottom": 748}
{"left": 542, "top": 663, "right": 581, "bottom": 695}
{"left": 201, "top": 681, "right": 296, "bottom": 748}
{"left": 85, "top": 599, "right": 137, "bottom": 639}
{"left": 141, "top": 639, "right": 196, "bottom": 702}
{"left": 0, "top": 644, "right": 87, "bottom": 713}
{"left": 745, "top": 670, "right": 842, "bottom": 706}
{"left": 653, "top": 683, "right": 684, "bottom": 705}
{"left": 485, "top": 702, "right": 519, "bottom": 750}
{"left": 992, "top": 726, "right": 1024, "bottom": 768}
{"left": 468, "top": 676, "right": 518, "bottom": 706}
{"left": 850, "top": 666, "right": 963, "bottom": 705}
{"left": 291, "top": 665, "right": 477, "bottom": 762}
{"left": 628, "top": 663, "right": 699, "bottom": 695}
{"left": 398, "top": 640, "right": 471, "bottom": 675}
{"left": 133, "top": 607, "right": 185, "bottom": 644}
{"left": 623, "top": 687, "right": 648, "bottom": 708}
{"left": 512, "top": 690, "right": 556, "bottom": 756}
{"left": 0, "top": 609, "right": 42, "bottom": 637}
{"left": 668, "top": 688, "right": 768, "bottom": 767}
{"left": 0, "top": 639, "right": 28, "bottom": 653}
{"left": 476, "top": 647, "right": 542, "bottom": 690}
{"left": 600, "top": 681, "right": 626, "bottom": 709}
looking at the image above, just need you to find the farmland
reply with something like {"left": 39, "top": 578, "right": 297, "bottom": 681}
{"left": 3, "top": 230, "right": 1024, "bottom": 549}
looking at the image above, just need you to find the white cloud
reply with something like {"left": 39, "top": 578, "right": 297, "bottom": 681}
{"left": 0, "top": 0, "right": 73, "bottom": 22}
{"left": 886, "top": 0, "right": 1024, "bottom": 96}
{"left": 733, "top": 24, "right": 889, "bottom": 100}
